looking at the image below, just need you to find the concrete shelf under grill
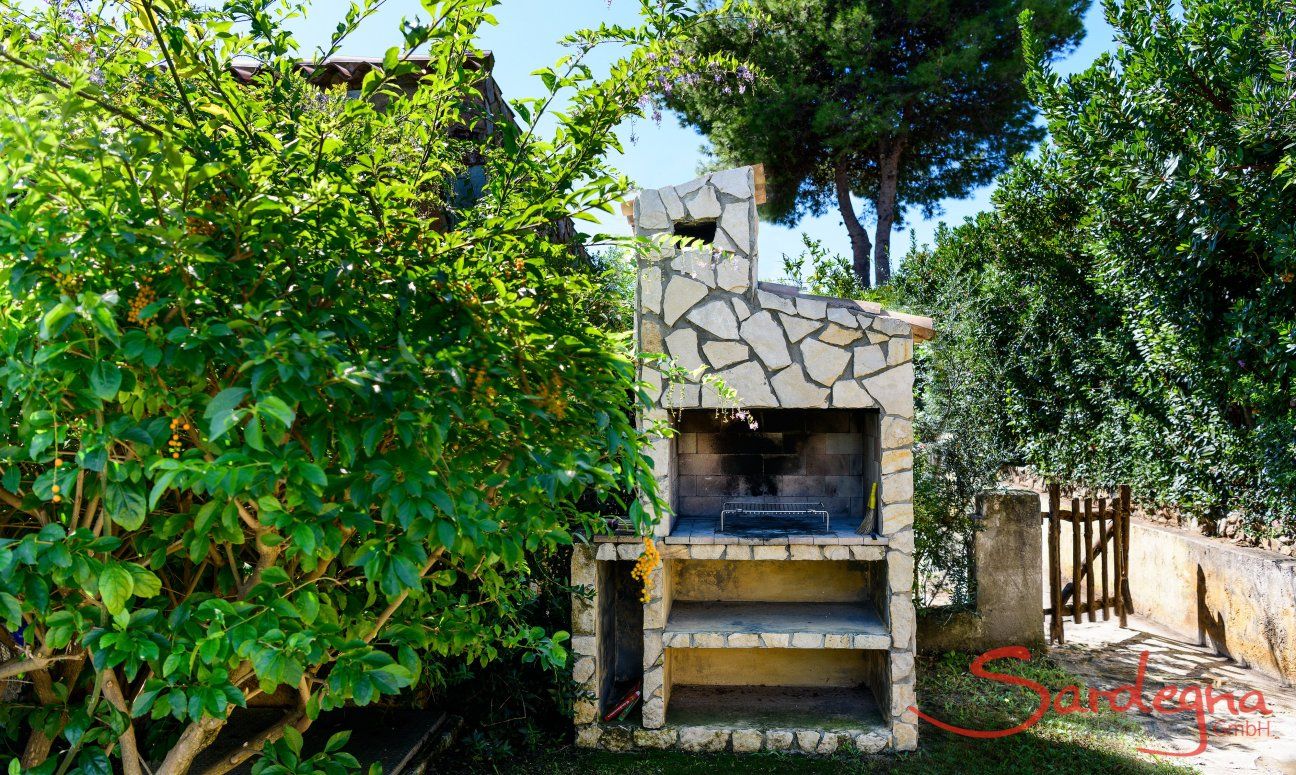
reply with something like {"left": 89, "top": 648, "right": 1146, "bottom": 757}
{"left": 665, "top": 684, "right": 887, "bottom": 733}
{"left": 663, "top": 601, "right": 890, "bottom": 649}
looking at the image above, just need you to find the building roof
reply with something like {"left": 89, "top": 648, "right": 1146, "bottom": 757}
{"left": 224, "top": 53, "right": 594, "bottom": 257}
{"left": 228, "top": 53, "right": 514, "bottom": 126}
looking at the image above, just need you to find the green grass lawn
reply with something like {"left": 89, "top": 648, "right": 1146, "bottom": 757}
{"left": 439, "top": 652, "right": 1191, "bottom": 774}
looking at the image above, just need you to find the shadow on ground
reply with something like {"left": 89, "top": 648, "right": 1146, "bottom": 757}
{"left": 1049, "top": 616, "right": 1296, "bottom": 773}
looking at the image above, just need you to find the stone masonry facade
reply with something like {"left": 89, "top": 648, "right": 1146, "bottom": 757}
{"left": 571, "top": 165, "right": 920, "bottom": 754}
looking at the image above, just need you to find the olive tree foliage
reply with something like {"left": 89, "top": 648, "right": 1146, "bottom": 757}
{"left": 0, "top": 1, "right": 736, "bottom": 773}
{"left": 896, "top": 0, "right": 1296, "bottom": 538}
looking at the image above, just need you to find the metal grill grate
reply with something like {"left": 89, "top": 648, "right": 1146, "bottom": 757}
{"left": 719, "top": 499, "right": 830, "bottom": 532}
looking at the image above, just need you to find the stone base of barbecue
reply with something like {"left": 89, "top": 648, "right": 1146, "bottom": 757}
{"left": 575, "top": 720, "right": 894, "bottom": 754}
{"left": 570, "top": 541, "right": 918, "bottom": 755}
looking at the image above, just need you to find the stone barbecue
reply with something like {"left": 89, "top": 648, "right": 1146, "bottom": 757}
{"left": 570, "top": 165, "right": 930, "bottom": 755}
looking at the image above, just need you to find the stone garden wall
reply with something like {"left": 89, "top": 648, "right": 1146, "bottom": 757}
{"left": 1042, "top": 512, "right": 1296, "bottom": 682}
{"left": 1002, "top": 471, "right": 1296, "bottom": 682}
{"left": 917, "top": 491, "right": 1045, "bottom": 654}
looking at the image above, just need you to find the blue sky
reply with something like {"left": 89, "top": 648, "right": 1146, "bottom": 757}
{"left": 294, "top": 1, "right": 1116, "bottom": 279}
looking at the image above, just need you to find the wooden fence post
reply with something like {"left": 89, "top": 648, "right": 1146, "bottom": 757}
{"left": 1071, "top": 497, "right": 1082, "bottom": 624}
{"left": 1113, "top": 491, "right": 1126, "bottom": 627}
{"left": 1048, "top": 484, "right": 1063, "bottom": 643}
{"left": 1098, "top": 497, "right": 1110, "bottom": 621}
{"left": 1083, "top": 497, "right": 1096, "bottom": 622}
{"left": 1120, "top": 485, "right": 1133, "bottom": 614}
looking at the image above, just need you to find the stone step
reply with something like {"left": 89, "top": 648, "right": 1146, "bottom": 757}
{"left": 663, "top": 601, "right": 890, "bottom": 649}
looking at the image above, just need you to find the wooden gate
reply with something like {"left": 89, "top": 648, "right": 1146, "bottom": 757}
{"left": 1044, "top": 484, "right": 1133, "bottom": 643}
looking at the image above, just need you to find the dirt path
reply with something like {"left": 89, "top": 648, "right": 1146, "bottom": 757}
{"left": 1048, "top": 615, "right": 1296, "bottom": 773}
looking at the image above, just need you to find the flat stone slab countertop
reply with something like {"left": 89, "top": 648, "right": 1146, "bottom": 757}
{"left": 597, "top": 541, "right": 886, "bottom": 561}
{"left": 664, "top": 601, "right": 889, "bottom": 649}
{"left": 661, "top": 515, "right": 885, "bottom": 545}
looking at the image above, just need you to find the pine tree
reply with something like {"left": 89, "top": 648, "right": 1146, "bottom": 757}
{"left": 668, "top": 0, "right": 1088, "bottom": 286}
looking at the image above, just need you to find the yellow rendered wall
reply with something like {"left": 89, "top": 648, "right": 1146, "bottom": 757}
{"left": 667, "top": 647, "right": 877, "bottom": 687}
{"left": 671, "top": 560, "right": 878, "bottom": 603}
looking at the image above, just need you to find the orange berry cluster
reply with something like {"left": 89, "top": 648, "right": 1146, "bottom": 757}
{"left": 454, "top": 279, "right": 480, "bottom": 307}
{"left": 51, "top": 458, "right": 64, "bottom": 503}
{"left": 54, "top": 269, "right": 83, "bottom": 294}
{"left": 167, "top": 418, "right": 191, "bottom": 459}
{"left": 129, "top": 283, "right": 156, "bottom": 323}
{"left": 185, "top": 215, "right": 217, "bottom": 236}
{"left": 536, "top": 376, "right": 567, "bottom": 420}
{"left": 630, "top": 537, "right": 661, "bottom": 604}
{"left": 466, "top": 366, "right": 501, "bottom": 404}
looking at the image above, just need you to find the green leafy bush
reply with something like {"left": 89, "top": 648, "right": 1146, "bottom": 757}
{"left": 0, "top": 1, "right": 736, "bottom": 772}
{"left": 896, "top": 0, "right": 1296, "bottom": 538}
{"left": 778, "top": 234, "right": 868, "bottom": 300}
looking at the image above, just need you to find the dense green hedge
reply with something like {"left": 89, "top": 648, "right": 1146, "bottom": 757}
{"left": 896, "top": 0, "right": 1296, "bottom": 537}
{"left": 0, "top": 1, "right": 740, "bottom": 771}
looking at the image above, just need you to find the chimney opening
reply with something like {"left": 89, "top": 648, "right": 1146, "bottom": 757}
{"left": 673, "top": 219, "right": 717, "bottom": 245}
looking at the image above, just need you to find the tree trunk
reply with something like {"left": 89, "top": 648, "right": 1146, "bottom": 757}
{"left": 101, "top": 669, "right": 144, "bottom": 775}
{"left": 197, "top": 709, "right": 311, "bottom": 775}
{"left": 873, "top": 142, "right": 903, "bottom": 285}
{"left": 156, "top": 715, "right": 229, "bottom": 775}
{"left": 834, "top": 162, "right": 872, "bottom": 288}
{"left": 20, "top": 665, "right": 61, "bottom": 769}
{"left": 21, "top": 731, "right": 55, "bottom": 771}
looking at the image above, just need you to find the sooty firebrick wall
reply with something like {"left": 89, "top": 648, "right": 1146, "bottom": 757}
{"left": 674, "top": 408, "right": 880, "bottom": 523}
